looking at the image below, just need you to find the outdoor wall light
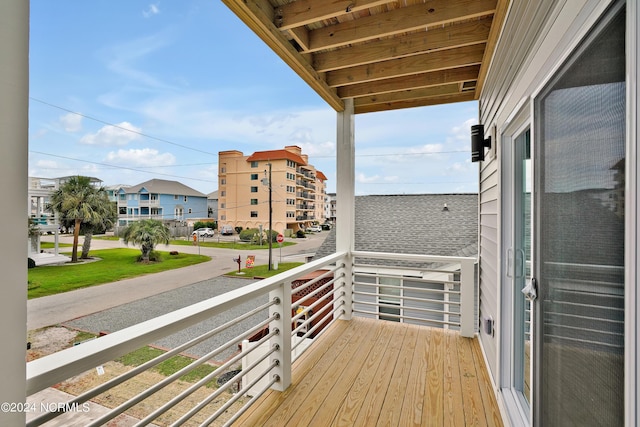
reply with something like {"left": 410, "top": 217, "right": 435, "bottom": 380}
{"left": 471, "top": 124, "right": 492, "bottom": 162}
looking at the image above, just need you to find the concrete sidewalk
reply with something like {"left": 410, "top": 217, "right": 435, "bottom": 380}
{"left": 29, "top": 232, "right": 328, "bottom": 330}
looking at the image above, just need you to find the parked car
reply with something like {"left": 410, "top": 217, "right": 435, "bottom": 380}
{"left": 192, "top": 227, "right": 214, "bottom": 238}
{"left": 307, "top": 225, "right": 322, "bottom": 232}
{"left": 321, "top": 223, "right": 332, "bottom": 230}
{"left": 220, "top": 225, "right": 234, "bottom": 235}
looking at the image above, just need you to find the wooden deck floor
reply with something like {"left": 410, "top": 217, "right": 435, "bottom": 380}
{"left": 235, "top": 317, "right": 503, "bottom": 426}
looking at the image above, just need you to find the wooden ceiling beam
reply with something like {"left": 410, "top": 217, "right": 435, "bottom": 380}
{"left": 307, "top": 0, "right": 497, "bottom": 53}
{"left": 355, "top": 92, "right": 476, "bottom": 114}
{"left": 222, "top": 0, "right": 344, "bottom": 111}
{"left": 338, "top": 65, "right": 481, "bottom": 98}
{"left": 327, "top": 44, "right": 485, "bottom": 87}
{"left": 354, "top": 83, "right": 463, "bottom": 107}
{"left": 313, "top": 19, "right": 492, "bottom": 72}
{"left": 275, "top": 0, "right": 394, "bottom": 30}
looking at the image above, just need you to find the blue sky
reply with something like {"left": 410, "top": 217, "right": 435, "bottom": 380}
{"left": 28, "top": 1, "right": 479, "bottom": 196}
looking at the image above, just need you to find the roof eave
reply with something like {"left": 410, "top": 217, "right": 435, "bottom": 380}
{"left": 222, "top": 0, "right": 344, "bottom": 112}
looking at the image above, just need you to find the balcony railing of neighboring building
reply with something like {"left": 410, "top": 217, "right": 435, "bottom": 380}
{"left": 26, "top": 251, "right": 476, "bottom": 426}
{"left": 138, "top": 199, "right": 160, "bottom": 207}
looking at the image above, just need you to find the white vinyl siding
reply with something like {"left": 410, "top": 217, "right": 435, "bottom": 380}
{"left": 478, "top": 0, "right": 613, "bottom": 388}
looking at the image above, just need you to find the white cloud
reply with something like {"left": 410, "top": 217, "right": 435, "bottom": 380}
{"left": 60, "top": 113, "right": 82, "bottom": 132}
{"left": 80, "top": 122, "right": 142, "bottom": 146}
{"left": 105, "top": 148, "right": 175, "bottom": 167}
{"left": 36, "top": 159, "right": 58, "bottom": 169}
{"left": 298, "top": 140, "right": 336, "bottom": 157}
{"left": 143, "top": 4, "right": 160, "bottom": 18}
{"left": 356, "top": 172, "right": 381, "bottom": 184}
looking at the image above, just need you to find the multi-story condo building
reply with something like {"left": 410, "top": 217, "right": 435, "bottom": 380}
{"left": 116, "top": 179, "right": 208, "bottom": 226}
{"left": 218, "top": 146, "right": 327, "bottom": 234}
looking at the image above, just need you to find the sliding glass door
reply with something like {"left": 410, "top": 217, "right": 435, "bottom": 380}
{"left": 533, "top": 3, "right": 626, "bottom": 425}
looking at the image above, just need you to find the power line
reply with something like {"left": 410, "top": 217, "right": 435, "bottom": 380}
{"left": 30, "top": 150, "right": 216, "bottom": 183}
{"left": 30, "top": 97, "right": 218, "bottom": 156}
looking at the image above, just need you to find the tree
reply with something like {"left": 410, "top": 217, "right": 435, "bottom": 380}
{"left": 48, "top": 176, "right": 112, "bottom": 262}
{"left": 80, "top": 196, "right": 117, "bottom": 259}
{"left": 121, "top": 219, "right": 171, "bottom": 262}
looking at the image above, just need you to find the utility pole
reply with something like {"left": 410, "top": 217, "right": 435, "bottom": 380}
{"left": 263, "top": 163, "right": 273, "bottom": 270}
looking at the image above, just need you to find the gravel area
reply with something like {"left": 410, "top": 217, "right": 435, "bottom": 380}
{"left": 63, "top": 276, "right": 268, "bottom": 363}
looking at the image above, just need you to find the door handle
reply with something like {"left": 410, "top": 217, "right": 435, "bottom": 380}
{"left": 507, "top": 248, "right": 514, "bottom": 278}
{"left": 522, "top": 277, "right": 537, "bottom": 301}
{"left": 516, "top": 249, "right": 525, "bottom": 279}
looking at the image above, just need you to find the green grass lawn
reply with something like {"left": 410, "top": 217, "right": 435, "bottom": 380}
{"left": 118, "top": 346, "right": 218, "bottom": 386}
{"left": 27, "top": 248, "right": 210, "bottom": 299}
{"left": 40, "top": 241, "right": 73, "bottom": 249}
{"left": 225, "top": 262, "right": 304, "bottom": 278}
{"left": 93, "top": 235, "right": 296, "bottom": 250}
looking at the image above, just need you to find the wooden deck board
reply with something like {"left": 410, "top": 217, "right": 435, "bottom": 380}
{"left": 234, "top": 318, "right": 503, "bottom": 427}
{"left": 444, "top": 330, "right": 466, "bottom": 426}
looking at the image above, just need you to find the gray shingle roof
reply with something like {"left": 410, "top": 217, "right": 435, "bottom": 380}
{"left": 314, "top": 194, "right": 478, "bottom": 262}
{"left": 124, "top": 179, "right": 206, "bottom": 197}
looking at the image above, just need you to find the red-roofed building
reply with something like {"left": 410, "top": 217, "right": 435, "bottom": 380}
{"left": 218, "top": 146, "right": 327, "bottom": 234}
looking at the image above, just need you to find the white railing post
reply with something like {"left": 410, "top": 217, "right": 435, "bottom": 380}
{"left": 269, "top": 281, "right": 292, "bottom": 391}
{"left": 460, "top": 258, "right": 476, "bottom": 337}
{"left": 336, "top": 252, "right": 353, "bottom": 320}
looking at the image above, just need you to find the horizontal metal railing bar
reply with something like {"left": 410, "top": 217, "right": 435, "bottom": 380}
{"left": 296, "top": 304, "right": 341, "bottom": 339}
{"left": 291, "top": 300, "right": 345, "bottom": 350}
{"left": 292, "top": 266, "right": 340, "bottom": 294}
{"left": 169, "top": 338, "right": 279, "bottom": 427}
{"left": 26, "top": 301, "right": 278, "bottom": 427}
{"left": 353, "top": 299, "right": 461, "bottom": 318}
{"left": 135, "top": 328, "right": 279, "bottom": 426}
{"left": 353, "top": 290, "right": 461, "bottom": 308}
{"left": 293, "top": 299, "right": 345, "bottom": 341}
{"left": 544, "top": 333, "right": 625, "bottom": 349}
{"left": 226, "top": 371, "right": 280, "bottom": 427}
{"left": 85, "top": 314, "right": 279, "bottom": 427}
{"left": 354, "top": 264, "right": 462, "bottom": 278}
{"left": 545, "top": 310, "right": 625, "bottom": 325}
{"left": 352, "top": 310, "right": 460, "bottom": 327}
{"left": 26, "top": 251, "right": 347, "bottom": 395}
{"left": 292, "top": 282, "right": 343, "bottom": 324}
{"left": 202, "top": 360, "right": 279, "bottom": 427}
{"left": 292, "top": 292, "right": 339, "bottom": 337}
{"left": 291, "top": 304, "right": 346, "bottom": 361}
{"left": 293, "top": 273, "right": 343, "bottom": 310}
{"left": 353, "top": 280, "right": 461, "bottom": 297}
{"left": 352, "top": 250, "right": 476, "bottom": 264}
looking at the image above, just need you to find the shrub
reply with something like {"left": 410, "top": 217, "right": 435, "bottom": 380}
{"left": 138, "top": 250, "right": 162, "bottom": 262}
{"left": 296, "top": 230, "right": 306, "bottom": 238}
{"left": 169, "top": 251, "right": 179, "bottom": 256}
{"left": 193, "top": 220, "right": 216, "bottom": 231}
{"left": 239, "top": 228, "right": 258, "bottom": 242}
{"left": 28, "top": 258, "right": 36, "bottom": 269}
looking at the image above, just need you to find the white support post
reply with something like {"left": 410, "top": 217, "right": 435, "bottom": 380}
{"left": 336, "top": 99, "right": 355, "bottom": 320}
{"left": 0, "top": 1, "right": 29, "bottom": 424}
{"left": 269, "top": 281, "right": 292, "bottom": 391}
{"left": 459, "top": 259, "right": 476, "bottom": 338}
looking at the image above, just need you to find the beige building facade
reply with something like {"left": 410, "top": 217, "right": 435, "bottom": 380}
{"left": 218, "top": 146, "right": 327, "bottom": 235}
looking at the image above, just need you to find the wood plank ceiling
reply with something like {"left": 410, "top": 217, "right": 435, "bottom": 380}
{"left": 222, "top": 0, "right": 510, "bottom": 114}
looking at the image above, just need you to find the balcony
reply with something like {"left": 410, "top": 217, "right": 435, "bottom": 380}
{"left": 25, "top": 251, "right": 499, "bottom": 426}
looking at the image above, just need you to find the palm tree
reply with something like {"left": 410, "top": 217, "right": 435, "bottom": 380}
{"left": 80, "top": 194, "right": 117, "bottom": 259}
{"left": 48, "top": 176, "right": 112, "bottom": 262}
{"left": 121, "top": 219, "right": 171, "bottom": 262}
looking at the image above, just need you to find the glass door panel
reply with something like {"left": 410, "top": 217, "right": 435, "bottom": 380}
{"left": 533, "top": 3, "right": 625, "bottom": 425}
{"left": 514, "top": 129, "right": 532, "bottom": 407}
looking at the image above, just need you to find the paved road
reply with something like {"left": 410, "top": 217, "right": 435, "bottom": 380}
{"left": 29, "top": 232, "right": 328, "bottom": 330}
